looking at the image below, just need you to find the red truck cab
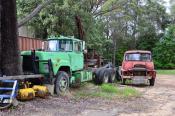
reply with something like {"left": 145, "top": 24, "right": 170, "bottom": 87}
{"left": 121, "top": 50, "right": 156, "bottom": 86}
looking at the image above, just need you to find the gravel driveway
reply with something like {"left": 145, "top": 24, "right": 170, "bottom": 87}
{"left": 0, "top": 74, "right": 175, "bottom": 116}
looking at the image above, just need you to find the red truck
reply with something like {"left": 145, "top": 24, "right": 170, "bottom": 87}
{"left": 121, "top": 50, "right": 156, "bottom": 86}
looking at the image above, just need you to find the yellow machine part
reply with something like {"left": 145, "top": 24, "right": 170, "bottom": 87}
{"left": 17, "top": 88, "right": 35, "bottom": 100}
{"left": 32, "top": 85, "right": 48, "bottom": 98}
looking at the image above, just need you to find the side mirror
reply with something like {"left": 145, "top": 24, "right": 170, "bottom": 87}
{"left": 82, "top": 41, "right": 85, "bottom": 50}
{"left": 83, "top": 49, "right": 87, "bottom": 54}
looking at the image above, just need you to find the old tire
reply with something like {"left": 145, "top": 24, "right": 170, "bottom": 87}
{"left": 94, "top": 68, "right": 102, "bottom": 84}
{"left": 99, "top": 69, "right": 110, "bottom": 84}
{"left": 55, "top": 71, "right": 69, "bottom": 95}
{"left": 149, "top": 78, "right": 155, "bottom": 86}
{"left": 122, "top": 78, "right": 126, "bottom": 85}
{"left": 108, "top": 70, "right": 116, "bottom": 83}
{"left": 116, "top": 69, "right": 122, "bottom": 81}
{"left": 0, "top": 102, "right": 12, "bottom": 110}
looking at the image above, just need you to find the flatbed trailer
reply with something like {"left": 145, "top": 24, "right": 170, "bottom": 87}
{"left": 0, "top": 74, "right": 43, "bottom": 80}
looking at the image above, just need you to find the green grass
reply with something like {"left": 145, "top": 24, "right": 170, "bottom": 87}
{"left": 157, "top": 70, "right": 175, "bottom": 75}
{"left": 74, "top": 83, "right": 140, "bottom": 99}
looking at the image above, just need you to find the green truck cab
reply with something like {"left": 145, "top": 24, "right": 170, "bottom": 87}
{"left": 21, "top": 36, "right": 93, "bottom": 95}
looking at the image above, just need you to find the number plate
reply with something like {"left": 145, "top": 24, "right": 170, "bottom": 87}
{"left": 132, "top": 76, "right": 146, "bottom": 84}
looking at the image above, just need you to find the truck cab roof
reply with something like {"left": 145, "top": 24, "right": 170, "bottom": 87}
{"left": 125, "top": 50, "right": 151, "bottom": 54}
{"left": 48, "top": 35, "right": 82, "bottom": 42}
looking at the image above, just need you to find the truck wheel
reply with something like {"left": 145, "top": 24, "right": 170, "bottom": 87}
{"left": 116, "top": 70, "right": 122, "bottom": 81}
{"left": 99, "top": 69, "right": 110, "bottom": 84}
{"left": 55, "top": 71, "right": 69, "bottom": 95}
{"left": 149, "top": 78, "right": 155, "bottom": 86}
{"left": 94, "top": 69, "right": 102, "bottom": 84}
{"left": 108, "top": 70, "right": 116, "bottom": 83}
{"left": 122, "top": 78, "right": 126, "bottom": 85}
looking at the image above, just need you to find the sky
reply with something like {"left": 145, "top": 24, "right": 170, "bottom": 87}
{"left": 163, "top": 0, "right": 171, "bottom": 13}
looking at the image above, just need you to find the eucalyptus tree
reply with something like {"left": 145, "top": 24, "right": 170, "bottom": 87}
{"left": 0, "top": 0, "right": 22, "bottom": 76}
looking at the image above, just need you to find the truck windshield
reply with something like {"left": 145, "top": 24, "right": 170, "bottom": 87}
{"left": 125, "top": 53, "right": 151, "bottom": 61}
{"left": 46, "top": 40, "right": 73, "bottom": 51}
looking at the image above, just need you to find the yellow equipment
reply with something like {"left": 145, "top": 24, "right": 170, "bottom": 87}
{"left": 32, "top": 85, "right": 49, "bottom": 98}
{"left": 17, "top": 81, "right": 48, "bottom": 100}
{"left": 17, "top": 82, "right": 35, "bottom": 100}
{"left": 17, "top": 88, "right": 35, "bottom": 100}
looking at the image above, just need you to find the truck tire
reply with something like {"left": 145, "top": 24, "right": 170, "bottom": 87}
{"left": 108, "top": 69, "right": 116, "bottom": 83}
{"left": 98, "top": 69, "right": 110, "bottom": 84}
{"left": 116, "top": 68, "right": 122, "bottom": 81}
{"left": 94, "top": 68, "right": 102, "bottom": 84}
{"left": 149, "top": 78, "right": 155, "bottom": 86}
{"left": 55, "top": 71, "right": 69, "bottom": 95}
{"left": 122, "top": 78, "right": 126, "bottom": 85}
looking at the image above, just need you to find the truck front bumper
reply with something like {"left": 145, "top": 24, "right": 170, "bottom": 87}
{"left": 122, "top": 76, "right": 152, "bottom": 84}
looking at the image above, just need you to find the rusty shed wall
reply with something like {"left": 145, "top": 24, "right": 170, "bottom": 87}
{"left": 19, "top": 36, "right": 43, "bottom": 51}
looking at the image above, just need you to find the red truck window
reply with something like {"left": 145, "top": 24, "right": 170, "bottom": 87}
{"left": 125, "top": 53, "right": 151, "bottom": 61}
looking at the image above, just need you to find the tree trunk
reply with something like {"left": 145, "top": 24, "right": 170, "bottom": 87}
{"left": 1, "top": 0, "right": 22, "bottom": 76}
{"left": 0, "top": 0, "right": 2, "bottom": 76}
{"left": 112, "top": 30, "right": 117, "bottom": 66}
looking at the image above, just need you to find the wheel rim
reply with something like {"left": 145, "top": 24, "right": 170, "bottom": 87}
{"left": 58, "top": 76, "right": 68, "bottom": 92}
{"left": 104, "top": 73, "right": 109, "bottom": 83}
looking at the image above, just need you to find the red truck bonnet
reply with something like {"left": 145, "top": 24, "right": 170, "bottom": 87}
{"left": 122, "top": 61, "right": 154, "bottom": 71}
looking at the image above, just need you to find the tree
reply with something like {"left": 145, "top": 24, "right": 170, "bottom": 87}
{"left": 0, "top": 0, "right": 2, "bottom": 76}
{"left": 153, "top": 25, "right": 175, "bottom": 69}
{"left": 18, "top": 0, "right": 53, "bottom": 27}
{"left": 16, "top": 0, "right": 171, "bottom": 67}
{"left": 0, "top": 0, "right": 22, "bottom": 76}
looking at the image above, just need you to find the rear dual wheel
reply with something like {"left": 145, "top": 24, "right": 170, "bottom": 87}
{"left": 100, "top": 69, "right": 109, "bottom": 84}
{"left": 108, "top": 70, "right": 116, "bottom": 83}
{"left": 94, "top": 68, "right": 116, "bottom": 85}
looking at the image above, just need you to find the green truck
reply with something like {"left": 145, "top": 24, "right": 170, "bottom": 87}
{"left": 20, "top": 35, "right": 116, "bottom": 95}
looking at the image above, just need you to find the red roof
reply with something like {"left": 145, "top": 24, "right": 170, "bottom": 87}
{"left": 125, "top": 50, "right": 151, "bottom": 54}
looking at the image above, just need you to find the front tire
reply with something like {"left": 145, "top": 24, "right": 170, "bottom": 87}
{"left": 149, "top": 78, "right": 155, "bottom": 86}
{"left": 55, "top": 71, "right": 69, "bottom": 95}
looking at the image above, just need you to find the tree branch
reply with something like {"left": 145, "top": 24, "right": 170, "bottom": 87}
{"left": 18, "top": 0, "right": 53, "bottom": 27}
{"left": 93, "top": 6, "right": 119, "bottom": 17}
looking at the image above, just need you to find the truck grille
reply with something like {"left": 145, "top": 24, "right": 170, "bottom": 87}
{"left": 133, "top": 71, "right": 146, "bottom": 76}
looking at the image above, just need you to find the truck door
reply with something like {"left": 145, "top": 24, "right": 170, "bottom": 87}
{"left": 69, "top": 41, "right": 83, "bottom": 71}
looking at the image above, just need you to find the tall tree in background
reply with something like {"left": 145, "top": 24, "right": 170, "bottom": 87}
{"left": 0, "top": 0, "right": 22, "bottom": 76}
{"left": 16, "top": 0, "right": 171, "bottom": 68}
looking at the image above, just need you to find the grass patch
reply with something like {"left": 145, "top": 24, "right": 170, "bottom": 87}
{"left": 74, "top": 83, "right": 140, "bottom": 99}
{"left": 117, "top": 87, "right": 140, "bottom": 98}
{"left": 157, "top": 70, "right": 175, "bottom": 75}
{"left": 100, "top": 84, "right": 118, "bottom": 93}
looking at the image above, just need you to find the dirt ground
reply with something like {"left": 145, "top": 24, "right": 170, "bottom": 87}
{"left": 1, "top": 74, "right": 175, "bottom": 116}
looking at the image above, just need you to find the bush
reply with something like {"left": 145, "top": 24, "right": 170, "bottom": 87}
{"left": 153, "top": 25, "right": 175, "bottom": 69}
